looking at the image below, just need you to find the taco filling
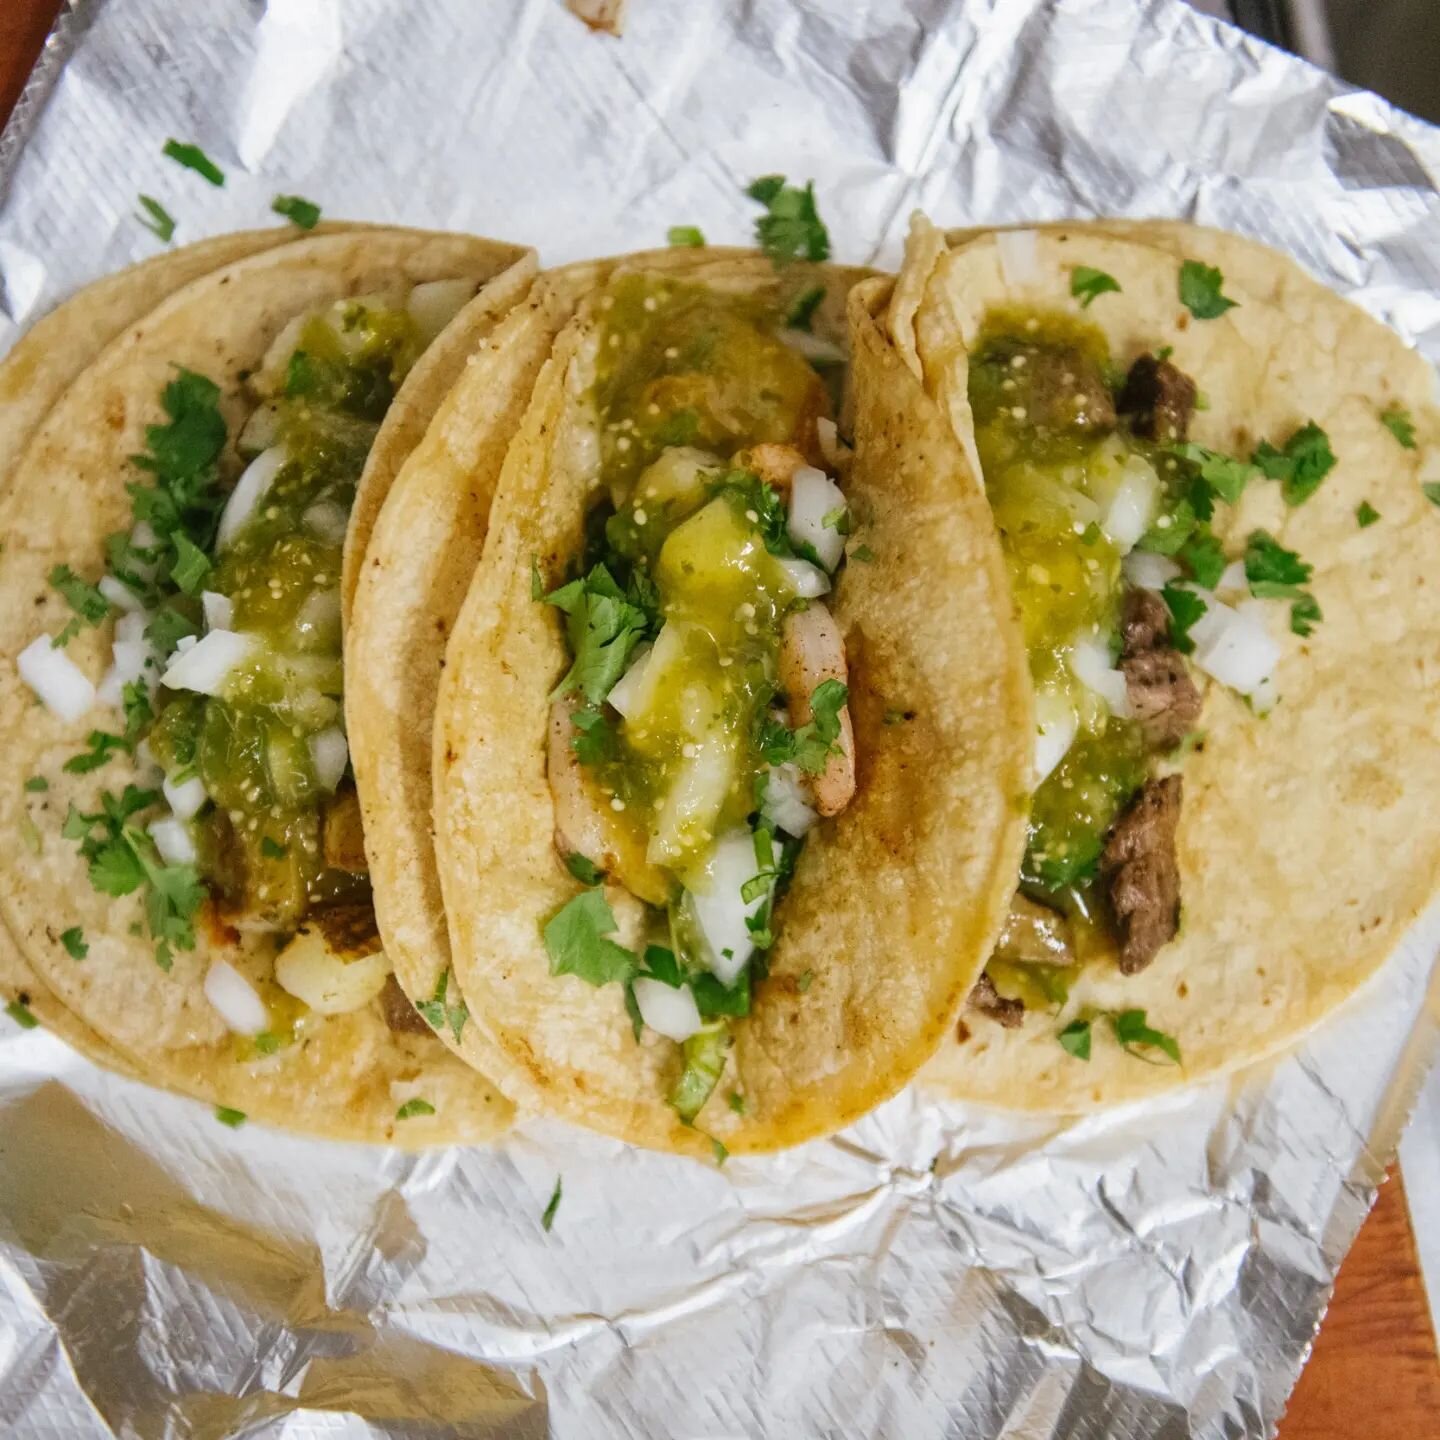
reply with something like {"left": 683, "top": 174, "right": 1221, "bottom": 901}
{"left": 21, "top": 282, "right": 476, "bottom": 1047}
{"left": 962, "top": 304, "right": 1327, "bottom": 1053}
{"left": 535, "top": 271, "right": 856, "bottom": 1121}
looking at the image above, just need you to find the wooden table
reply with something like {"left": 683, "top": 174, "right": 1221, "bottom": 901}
{"left": 1, "top": 2, "right": 1436, "bottom": 1434}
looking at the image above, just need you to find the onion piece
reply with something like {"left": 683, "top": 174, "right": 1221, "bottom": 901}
{"left": 309, "top": 727, "right": 349, "bottom": 791}
{"left": 161, "top": 629, "right": 255, "bottom": 697}
{"left": 787, "top": 467, "right": 847, "bottom": 572}
{"left": 237, "top": 400, "right": 283, "bottom": 457}
{"left": 686, "top": 828, "right": 766, "bottom": 987}
{"left": 1069, "top": 637, "right": 1131, "bottom": 718}
{"left": 163, "top": 771, "right": 207, "bottom": 820}
{"left": 274, "top": 926, "right": 388, "bottom": 1016}
{"left": 99, "top": 574, "right": 143, "bottom": 612}
{"left": 115, "top": 610, "right": 152, "bottom": 647}
{"left": 301, "top": 501, "right": 349, "bottom": 544}
{"left": 774, "top": 555, "right": 831, "bottom": 599}
{"left": 407, "top": 278, "right": 476, "bottom": 345}
{"left": 632, "top": 977, "right": 702, "bottom": 1042}
{"left": 149, "top": 815, "right": 196, "bottom": 865}
{"left": 815, "top": 417, "right": 850, "bottom": 469}
{"left": 217, "top": 447, "right": 287, "bottom": 550}
{"left": 204, "top": 959, "right": 269, "bottom": 1035}
{"left": 17, "top": 636, "right": 94, "bottom": 722}
{"left": 605, "top": 643, "right": 653, "bottom": 721}
{"left": 761, "top": 763, "right": 818, "bottom": 837}
{"left": 647, "top": 733, "right": 735, "bottom": 867}
{"left": 1216, "top": 560, "right": 1247, "bottom": 597}
{"left": 608, "top": 624, "right": 685, "bottom": 723}
{"left": 1034, "top": 689, "right": 1078, "bottom": 785}
{"left": 1100, "top": 457, "right": 1159, "bottom": 553}
{"left": 1123, "top": 551, "right": 1181, "bottom": 591}
{"left": 996, "top": 228, "right": 1040, "bottom": 288}
{"left": 202, "top": 591, "right": 234, "bottom": 631}
{"left": 1187, "top": 595, "right": 1280, "bottom": 695}
{"left": 97, "top": 639, "right": 153, "bottom": 708}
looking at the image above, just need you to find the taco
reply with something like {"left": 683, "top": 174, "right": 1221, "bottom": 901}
{"left": 0, "top": 228, "right": 538, "bottom": 1143}
{"left": 431, "top": 251, "right": 1032, "bottom": 1154}
{"left": 879, "top": 218, "right": 1440, "bottom": 1108}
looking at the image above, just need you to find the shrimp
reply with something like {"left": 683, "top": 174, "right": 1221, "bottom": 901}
{"left": 778, "top": 601, "right": 855, "bottom": 817}
{"left": 738, "top": 442, "right": 810, "bottom": 492}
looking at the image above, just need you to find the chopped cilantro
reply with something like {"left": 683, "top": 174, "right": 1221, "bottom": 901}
{"left": 565, "top": 852, "right": 604, "bottom": 886}
{"left": 60, "top": 927, "right": 88, "bottom": 960}
{"left": 671, "top": 1022, "right": 728, "bottom": 1121}
{"left": 214, "top": 1105, "right": 247, "bottom": 1128}
{"left": 1178, "top": 260, "right": 1236, "bottom": 319}
{"left": 639, "top": 945, "right": 682, "bottom": 987}
{"left": 1178, "top": 530, "right": 1226, "bottom": 590}
{"left": 1070, "top": 265, "right": 1121, "bottom": 308}
{"left": 727, "top": 1090, "right": 746, "bottom": 1115}
{"left": 543, "top": 889, "right": 637, "bottom": 988}
{"left": 542, "top": 565, "right": 650, "bottom": 706}
{"left": 1251, "top": 422, "right": 1335, "bottom": 507}
{"left": 414, "top": 968, "right": 469, "bottom": 1044}
{"left": 1290, "top": 593, "right": 1323, "bottom": 638}
{"left": 1136, "top": 498, "right": 1197, "bottom": 556}
{"left": 541, "top": 1176, "right": 563, "bottom": 1231}
{"left": 745, "top": 175, "right": 830, "bottom": 265}
{"left": 5, "top": 1000, "right": 38, "bottom": 1030}
{"left": 260, "top": 836, "right": 288, "bottom": 860}
{"left": 1111, "top": 1008, "right": 1181, "bottom": 1064}
{"left": 786, "top": 285, "right": 826, "bottom": 332}
{"left": 50, "top": 564, "right": 111, "bottom": 630}
{"left": 395, "top": 1098, "right": 436, "bottom": 1120}
{"left": 796, "top": 969, "right": 814, "bottom": 993}
{"left": 1058, "top": 1018, "right": 1091, "bottom": 1061}
{"left": 850, "top": 543, "right": 875, "bottom": 562}
{"left": 711, "top": 1136, "right": 729, "bottom": 1165}
{"left": 169, "top": 533, "right": 211, "bottom": 594}
{"left": 1380, "top": 406, "right": 1416, "bottom": 449}
{"left": 23, "top": 776, "right": 48, "bottom": 793}
{"left": 667, "top": 225, "right": 705, "bottom": 248}
{"left": 122, "top": 683, "right": 154, "bottom": 743}
{"left": 63, "top": 730, "right": 133, "bottom": 775}
{"left": 1160, "top": 584, "right": 1206, "bottom": 654}
{"left": 1243, "top": 530, "right": 1311, "bottom": 596}
{"left": 691, "top": 971, "right": 752, "bottom": 1019}
{"left": 145, "top": 607, "right": 198, "bottom": 655}
{"left": 1168, "top": 443, "right": 1257, "bottom": 504}
{"left": 1424, "top": 483, "right": 1440, "bottom": 508}
{"left": 272, "top": 194, "right": 321, "bottom": 230}
{"left": 820, "top": 504, "right": 850, "bottom": 534}
{"left": 569, "top": 704, "right": 615, "bottom": 765}
{"left": 162, "top": 139, "right": 225, "bottom": 186}
{"left": 253, "top": 1031, "right": 282, "bottom": 1055}
{"left": 1355, "top": 501, "right": 1381, "bottom": 528}
{"left": 136, "top": 195, "right": 176, "bottom": 242}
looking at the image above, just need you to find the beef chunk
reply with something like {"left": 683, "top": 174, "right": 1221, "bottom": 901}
{"left": 1118, "top": 354, "right": 1197, "bottom": 443}
{"left": 967, "top": 971, "right": 1025, "bottom": 1028}
{"left": 322, "top": 787, "right": 368, "bottom": 873}
{"left": 1020, "top": 348, "right": 1116, "bottom": 436}
{"left": 379, "top": 974, "right": 434, "bottom": 1036}
{"left": 1119, "top": 588, "right": 1202, "bottom": 748}
{"left": 1102, "top": 776, "right": 1182, "bottom": 974}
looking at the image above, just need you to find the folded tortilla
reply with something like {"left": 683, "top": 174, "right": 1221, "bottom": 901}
{"left": 0, "top": 229, "right": 536, "bottom": 1143}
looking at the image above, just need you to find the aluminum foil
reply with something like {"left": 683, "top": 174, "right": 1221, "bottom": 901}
{"left": 2, "top": 1, "right": 1439, "bottom": 1435}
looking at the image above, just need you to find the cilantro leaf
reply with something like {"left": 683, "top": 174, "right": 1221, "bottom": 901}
{"left": 88, "top": 835, "right": 147, "bottom": 895}
{"left": 162, "top": 139, "right": 225, "bottom": 186}
{"left": 60, "top": 927, "right": 88, "bottom": 960}
{"left": 136, "top": 195, "right": 176, "bottom": 242}
{"left": 711, "top": 1136, "right": 729, "bottom": 1165}
{"left": 569, "top": 704, "right": 615, "bottom": 765}
{"left": 395, "top": 1098, "right": 435, "bottom": 1119}
{"left": 1424, "top": 483, "right": 1440, "bottom": 509}
{"left": 1058, "top": 1018, "right": 1091, "bottom": 1060}
{"left": 169, "top": 533, "right": 211, "bottom": 594}
{"left": 1136, "top": 498, "right": 1197, "bottom": 556}
{"left": 1356, "top": 501, "right": 1381, "bottom": 528}
{"left": 565, "top": 852, "right": 605, "bottom": 886}
{"left": 214, "top": 1105, "right": 246, "bottom": 1128}
{"left": 691, "top": 970, "right": 751, "bottom": 1019}
{"left": 670, "top": 1023, "right": 729, "bottom": 1121}
{"left": 50, "top": 564, "right": 111, "bottom": 628}
{"left": 63, "top": 730, "right": 132, "bottom": 775}
{"left": 728, "top": 1090, "right": 746, "bottom": 1114}
{"left": 1178, "top": 260, "right": 1236, "bottom": 319}
{"left": 639, "top": 945, "right": 683, "bottom": 987}
{"left": 1168, "top": 443, "right": 1257, "bottom": 504}
{"left": 260, "top": 836, "right": 287, "bottom": 860}
{"left": 791, "top": 679, "right": 848, "bottom": 775}
{"left": 146, "top": 606, "right": 198, "bottom": 655}
{"left": 1178, "top": 530, "right": 1226, "bottom": 589}
{"left": 5, "top": 999, "right": 38, "bottom": 1030}
{"left": 272, "top": 194, "right": 321, "bottom": 230}
{"left": 23, "top": 776, "right": 48, "bottom": 793}
{"left": 122, "top": 683, "right": 154, "bottom": 743}
{"left": 1160, "top": 584, "right": 1206, "bottom": 654}
{"left": 1380, "top": 406, "right": 1416, "bottom": 449}
{"left": 1110, "top": 1008, "right": 1181, "bottom": 1064}
{"left": 1070, "top": 266, "right": 1121, "bottom": 308}
{"left": 1243, "top": 530, "right": 1311, "bottom": 597}
{"left": 786, "top": 285, "right": 826, "bottom": 332}
{"left": 851, "top": 544, "right": 876, "bottom": 563}
{"left": 667, "top": 225, "right": 705, "bottom": 248}
{"left": 543, "top": 566, "right": 649, "bottom": 706}
{"left": 543, "top": 889, "right": 637, "bottom": 988}
{"left": 541, "top": 1176, "right": 563, "bottom": 1231}
{"left": 745, "top": 175, "right": 830, "bottom": 265}
{"left": 1290, "top": 593, "right": 1323, "bottom": 637}
{"left": 1251, "top": 422, "right": 1336, "bottom": 507}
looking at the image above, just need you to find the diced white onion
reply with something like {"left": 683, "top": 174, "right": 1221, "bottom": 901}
{"left": 99, "top": 574, "right": 142, "bottom": 612}
{"left": 608, "top": 624, "right": 686, "bottom": 723}
{"left": 17, "top": 636, "right": 94, "bottom": 722}
{"left": 1100, "top": 458, "right": 1159, "bottom": 553}
{"left": 149, "top": 814, "right": 196, "bottom": 865}
{"left": 1069, "top": 637, "right": 1131, "bottom": 718}
{"left": 237, "top": 400, "right": 283, "bottom": 457}
{"left": 309, "top": 726, "right": 349, "bottom": 791}
{"left": 761, "top": 763, "right": 818, "bottom": 837}
{"left": 163, "top": 771, "right": 208, "bottom": 820}
{"left": 1216, "top": 560, "right": 1247, "bottom": 596}
{"left": 161, "top": 629, "right": 255, "bottom": 697}
{"left": 274, "top": 926, "right": 388, "bottom": 1015}
{"left": 687, "top": 828, "right": 765, "bottom": 987}
{"left": 816, "top": 416, "right": 844, "bottom": 468}
{"left": 1187, "top": 594, "right": 1280, "bottom": 695}
{"left": 1034, "top": 689, "right": 1078, "bottom": 785}
{"left": 997, "top": 228, "right": 1041, "bottom": 288}
{"left": 647, "top": 734, "right": 735, "bottom": 866}
{"left": 1123, "top": 551, "right": 1181, "bottom": 591}
{"left": 115, "top": 610, "right": 152, "bottom": 647}
{"left": 293, "top": 589, "right": 341, "bottom": 648}
{"left": 127, "top": 521, "right": 159, "bottom": 582}
{"left": 202, "top": 590, "right": 234, "bottom": 631}
{"left": 787, "top": 466, "right": 847, "bottom": 572}
{"left": 780, "top": 329, "right": 845, "bottom": 365}
{"left": 97, "top": 639, "right": 152, "bottom": 708}
{"left": 407, "top": 278, "right": 476, "bottom": 345}
{"left": 606, "top": 643, "right": 653, "bottom": 720}
{"left": 632, "top": 977, "right": 703, "bottom": 1042}
{"left": 775, "top": 555, "right": 831, "bottom": 599}
{"left": 301, "top": 501, "right": 349, "bottom": 544}
{"left": 204, "top": 959, "right": 269, "bottom": 1035}
{"left": 217, "top": 447, "right": 287, "bottom": 550}
{"left": 1249, "top": 674, "right": 1279, "bottom": 714}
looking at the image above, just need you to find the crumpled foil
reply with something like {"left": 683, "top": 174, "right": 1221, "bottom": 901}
{"left": 2, "top": 1, "right": 1438, "bottom": 1435}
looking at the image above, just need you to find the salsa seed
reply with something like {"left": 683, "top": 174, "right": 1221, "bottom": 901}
{"left": 1025, "top": 317, "right": 1039, "bottom": 332}
{"left": 1011, "top": 354, "right": 1027, "bottom": 369}
{"left": 608, "top": 334, "right": 621, "bottom": 348}
{"left": 682, "top": 743, "right": 698, "bottom": 758}
{"left": 745, "top": 509, "right": 759, "bottom": 523}
{"left": 610, "top": 797, "right": 626, "bottom": 812}
{"left": 647, "top": 403, "right": 661, "bottom": 416}
{"left": 617, "top": 437, "right": 631, "bottom": 452}
{"left": 266, "top": 506, "right": 280, "bottom": 519}
{"left": 737, "top": 602, "right": 755, "bottom": 619}
{"left": 663, "top": 346, "right": 679, "bottom": 359}
{"left": 633, "top": 509, "right": 647, "bottom": 526}
{"left": 643, "top": 296, "right": 657, "bottom": 312}
{"left": 1001, "top": 378, "right": 1017, "bottom": 392}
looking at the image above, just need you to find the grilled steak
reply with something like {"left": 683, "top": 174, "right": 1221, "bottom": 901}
{"left": 1118, "top": 353, "right": 1197, "bottom": 443}
{"left": 1102, "top": 775, "right": 1182, "bottom": 974}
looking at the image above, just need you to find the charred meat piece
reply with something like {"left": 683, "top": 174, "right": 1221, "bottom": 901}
{"left": 994, "top": 894, "right": 1075, "bottom": 966}
{"left": 1019, "top": 347, "right": 1117, "bottom": 436}
{"left": 1102, "top": 776, "right": 1182, "bottom": 974}
{"left": 1118, "top": 588, "right": 1202, "bottom": 748}
{"left": 322, "top": 786, "right": 368, "bottom": 873}
{"left": 1118, "top": 353, "right": 1197, "bottom": 444}
{"left": 379, "top": 973, "right": 434, "bottom": 1036}
{"left": 967, "top": 970, "right": 1025, "bottom": 1028}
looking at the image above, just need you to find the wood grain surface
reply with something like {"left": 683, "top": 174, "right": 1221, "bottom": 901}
{"left": 0, "top": 2, "right": 1435, "bottom": 1436}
